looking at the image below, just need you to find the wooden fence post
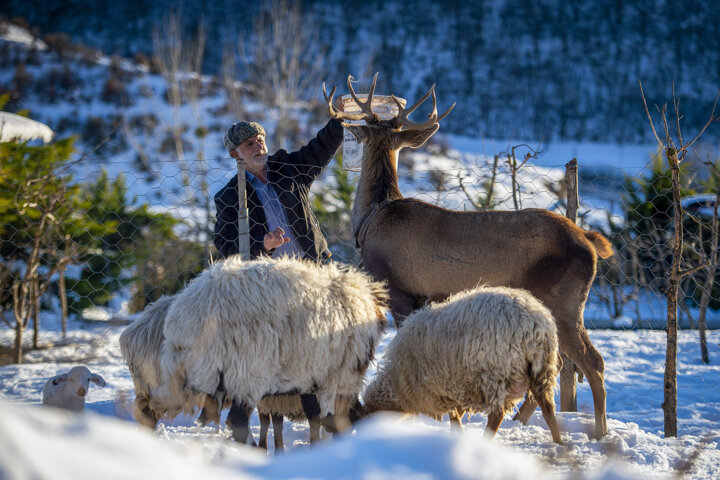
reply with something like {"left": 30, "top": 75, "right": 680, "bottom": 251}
{"left": 561, "top": 158, "right": 579, "bottom": 412}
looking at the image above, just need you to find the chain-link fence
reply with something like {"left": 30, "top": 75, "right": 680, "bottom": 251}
{"left": 2, "top": 145, "right": 720, "bottom": 359}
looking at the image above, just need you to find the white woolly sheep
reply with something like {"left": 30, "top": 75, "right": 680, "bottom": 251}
{"left": 154, "top": 255, "right": 388, "bottom": 444}
{"left": 363, "top": 285, "right": 563, "bottom": 444}
{"left": 119, "top": 293, "right": 355, "bottom": 446}
{"left": 119, "top": 294, "right": 196, "bottom": 427}
{"left": 42, "top": 366, "right": 106, "bottom": 412}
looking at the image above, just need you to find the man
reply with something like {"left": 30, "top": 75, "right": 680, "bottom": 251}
{"left": 214, "top": 111, "right": 344, "bottom": 261}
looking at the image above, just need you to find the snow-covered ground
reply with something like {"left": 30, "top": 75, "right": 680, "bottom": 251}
{"left": 0, "top": 311, "right": 719, "bottom": 479}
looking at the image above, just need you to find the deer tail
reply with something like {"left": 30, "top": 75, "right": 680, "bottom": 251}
{"left": 584, "top": 231, "right": 613, "bottom": 259}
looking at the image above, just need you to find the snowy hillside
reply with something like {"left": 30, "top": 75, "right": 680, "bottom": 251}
{"left": 5, "top": 0, "right": 720, "bottom": 144}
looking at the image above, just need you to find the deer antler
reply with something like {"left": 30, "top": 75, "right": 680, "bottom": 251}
{"left": 322, "top": 73, "right": 455, "bottom": 128}
{"left": 391, "top": 85, "right": 455, "bottom": 130}
{"left": 322, "top": 73, "right": 380, "bottom": 123}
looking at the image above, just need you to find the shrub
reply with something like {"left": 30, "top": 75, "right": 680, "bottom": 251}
{"left": 101, "top": 76, "right": 130, "bottom": 105}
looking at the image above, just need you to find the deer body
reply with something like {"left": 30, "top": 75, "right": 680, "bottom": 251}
{"left": 324, "top": 75, "right": 612, "bottom": 439}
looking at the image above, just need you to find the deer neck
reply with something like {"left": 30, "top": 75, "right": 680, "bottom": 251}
{"left": 352, "top": 147, "right": 403, "bottom": 234}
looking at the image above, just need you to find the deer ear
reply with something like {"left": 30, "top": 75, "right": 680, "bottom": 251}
{"left": 395, "top": 124, "right": 440, "bottom": 150}
{"left": 343, "top": 124, "right": 370, "bottom": 144}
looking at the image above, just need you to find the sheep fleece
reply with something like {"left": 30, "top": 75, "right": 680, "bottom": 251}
{"left": 119, "top": 295, "right": 174, "bottom": 398}
{"left": 161, "top": 256, "right": 388, "bottom": 412}
{"left": 365, "top": 286, "right": 559, "bottom": 418}
{"left": 119, "top": 294, "right": 205, "bottom": 422}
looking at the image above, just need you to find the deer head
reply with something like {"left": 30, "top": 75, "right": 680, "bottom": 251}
{"left": 322, "top": 73, "right": 455, "bottom": 235}
{"left": 322, "top": 73, "right": 455, "bottom": 153}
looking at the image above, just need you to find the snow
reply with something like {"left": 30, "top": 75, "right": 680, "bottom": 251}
{"left": 449, "top": 134, "right": 659, "bottom": 177}
{"left": 0, "top": 315, "right": 719, "bottom": 479}
{"left": 0, "top": 22, "right": 47, "bottom": 50}
{"left": 0, "top": 111, "right": 55, "bottom": 143}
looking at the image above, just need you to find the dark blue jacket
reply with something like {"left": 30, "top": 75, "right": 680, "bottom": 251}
{"left": 213, "top": 118, "right": 343, "bottom": 261}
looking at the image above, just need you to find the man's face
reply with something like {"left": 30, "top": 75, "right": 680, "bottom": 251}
{"left": 233, "top": 134, "right": 268, "bottom": 175}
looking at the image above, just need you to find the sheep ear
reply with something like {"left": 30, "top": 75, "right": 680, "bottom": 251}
{"left": 52, "top": 374, "right": 68, "bottom": 385}
{"left": 90, "top": 374, "right": 107, "bottom": 387}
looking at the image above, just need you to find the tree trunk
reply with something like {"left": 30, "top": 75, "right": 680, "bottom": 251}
{"left": 698, "top": 282, "right": 711, "bottom": 364}
{"left": 32, "top": 280, "right": 40, "bottom": 349}
{"left": 561, "top": 158, "right": 579, "bottom": 412}
{"left": 13, "top": 318, "right": 23, "bottom": 364}
{"left": 663, "top": 152, "right": 682, "bottom": 438}
{"left": 59, "top": 268, "right": 68, "bottom": 338}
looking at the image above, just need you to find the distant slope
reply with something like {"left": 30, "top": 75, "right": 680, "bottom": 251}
{"left": 3, "top": 0, "right": 720, "bottom": 143}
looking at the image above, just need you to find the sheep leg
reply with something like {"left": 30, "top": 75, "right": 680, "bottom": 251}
{"left": 483, "top": 411, "right": 504, "bottom": 439}
{"left": 137, "top": 403, "right": 159, "bottom": 429}
{"left": 512, "top": 395, "right": 538, "bottom": 424}
{"left": 258, "top": 411, "right": 270, "bottom": 449}
{"left": 333, "top": 410, "right": 352, "bottom": 433}
{"left": 348, "top": 396, "right": 366, "bottom": 423}
{"left": 535, "top": 395, "right": 562, "bottom": 444}
{"left": 449, "top": 408, "right": 464, "bottom": 433}
{"left": 300, "top": 393, "right": 322, "bottom": 443}
{"left": 227, "top": 400, "right": 256, "bottom": 446}
{"left": 198, "top": 394, "right": 222, "bottom": 426}
{"left": 323, "top": 411, "right": 352, "bottom": 435}
{"left": 272, "top": 413, "right": 285, "bottom": 453}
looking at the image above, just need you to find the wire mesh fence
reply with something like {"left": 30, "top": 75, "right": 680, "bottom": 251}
{"left": 2, "top": 148, "right": 720, "bottom": 347}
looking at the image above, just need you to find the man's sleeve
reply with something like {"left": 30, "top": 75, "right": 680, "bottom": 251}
{"left": 285, "top": 118, "right": 344, "bottom": 185}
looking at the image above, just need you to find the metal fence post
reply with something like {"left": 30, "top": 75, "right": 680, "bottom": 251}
{"left": 236, "top": 159, "right": 251, "bottom": 260}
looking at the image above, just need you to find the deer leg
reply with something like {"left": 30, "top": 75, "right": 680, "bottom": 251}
{"left": 538, "top": 277, "right": 608, "bottom": 440}
{"left": 300, "top": 393, "right": 322, "bottom": 443}
{"left": 484, "top": 411, "right": 504, "bottom": 439}
{"left": 558, "top": 324, "right": 607, "bottom": 440}
{"left": 576, "top": 331, "right": 607, "bottom": 439}
{"left": 387, "top": 287, "right": 418, "bottom": 328}
{"left": 272, "top": 413, "right": 285, "bottom": 453}
{"left": 512, "top": 395, "right": 538, "bottom": 424}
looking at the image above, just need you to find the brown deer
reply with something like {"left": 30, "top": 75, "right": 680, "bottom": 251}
{"left": 322, "top": 74, "right": 614, "bottom": 439}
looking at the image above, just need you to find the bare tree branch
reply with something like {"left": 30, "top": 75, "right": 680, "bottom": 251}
{"left": 639, "top": 80, "right": 663, "bottom": 147}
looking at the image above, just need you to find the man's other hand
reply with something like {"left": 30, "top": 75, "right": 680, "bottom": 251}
{"left": 264, "top": 226, "right": 290, "bottom": 250}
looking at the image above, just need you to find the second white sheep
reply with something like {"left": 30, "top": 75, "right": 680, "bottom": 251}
{"left": 363, "top": 285, "right": 562, "bottom": 444}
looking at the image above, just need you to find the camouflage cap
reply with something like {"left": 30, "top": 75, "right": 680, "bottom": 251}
{"left": 223, "top": 121, "right": 266, "bottom": 152}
